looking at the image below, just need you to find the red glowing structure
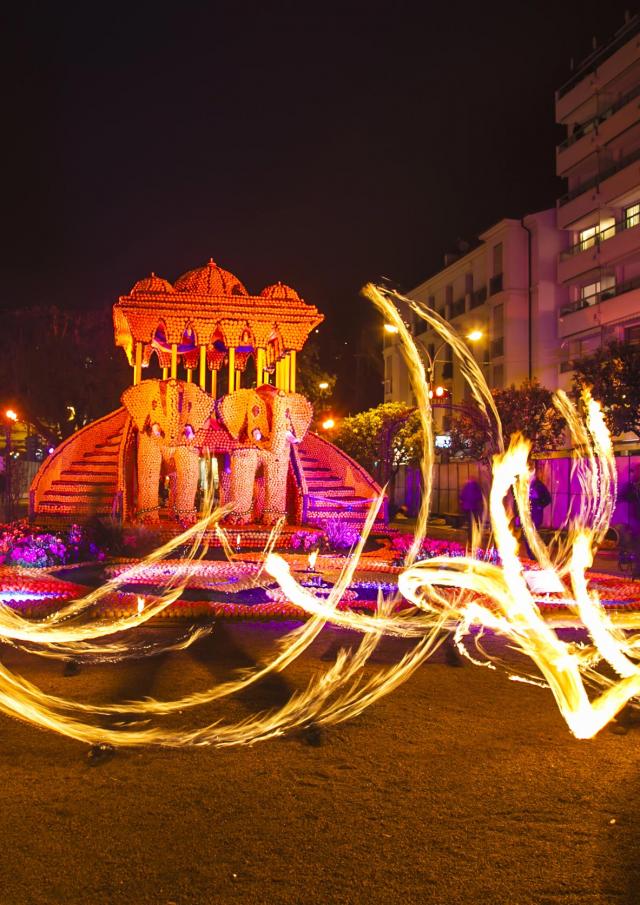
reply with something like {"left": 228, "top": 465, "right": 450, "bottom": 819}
{"left": 30, "top": 259, "right": 386, "bottom": 531}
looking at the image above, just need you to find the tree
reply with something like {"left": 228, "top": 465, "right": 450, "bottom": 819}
{"left": 0, "top": 306, "right": 131, "bottom": 440}
{"left": 572, "top": 341, "right": 640, "bottom": 439}
{"left": 331, "top": 402, "right": 417, "bottom": 486}
{"left": 294, "top": 336, "right": 337, "bottom": 421}
{"left": 448, "top": 380, "right": 566, "bottom": 461}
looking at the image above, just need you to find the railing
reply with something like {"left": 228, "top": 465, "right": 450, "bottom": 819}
{"left": 491, "top": 337, "right": 504, "bottom": 357}
{"left": 556, "top": 16, "right": 640, "bottom": 99}
{"left": 470, "top": 286, "right": 487, "bottom": 308}
{"left": 450, "top": 298, "right": 465, "bottom": 318}
{"left": 560, "top": 212, "right": 640, "bottom": 259}
{"left": 489, "top": 273, "right": 503, "bottom": 295}
{"left": 560, "top": 274, "right": 640, "bottom": 316}
{"left": 558, "top": 145, "right": 640, "bottom": 207}
{"left": 558, "top": 82, "right": 640, "bottom": 151}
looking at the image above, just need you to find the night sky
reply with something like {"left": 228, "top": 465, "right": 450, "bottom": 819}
{"left": 3, "top": 1, "right": 636, "bottom": 411}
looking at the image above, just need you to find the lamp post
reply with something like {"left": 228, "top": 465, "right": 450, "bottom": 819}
{"left": 3, "top": 409, "right": 17, "bottom": 521}
{"left": 412, "top": 331, "right": 484, "bottom": 395}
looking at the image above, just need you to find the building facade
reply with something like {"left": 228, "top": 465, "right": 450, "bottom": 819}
{"left": 555, "top": 14, "right": 640, "bottom": 392}
{"left": 384, "top": 14, "right": 640, "bottom": 518}
{"left": 383, "top": 210, "right": 568, "bottom": 414}
{"left": 385, "top": 13, "right": 640, "bottom": 434}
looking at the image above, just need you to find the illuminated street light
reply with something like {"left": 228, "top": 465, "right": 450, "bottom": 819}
{"left": 5, "top": 410, "right": 17, "bottom": 422}
{"left": 318, "top": 381, "right": 329, "bottom": 390}
{"left": 466, "top": 330, "right": 483, "bottom": 342}
{"left": 322, "top": 418, "right": 335, "bottom": 430}
{"left": 384, "top": 323, "right": 399, "bottom": 334}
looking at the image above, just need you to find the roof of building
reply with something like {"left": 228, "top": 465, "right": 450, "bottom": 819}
{"left": 113, "top": 258, "right": 324, "bottom": 364}
{"left": 130, "top": 273, "right": 175, "bottom": 294}
{"left": 174, "top": 259, "right": 248, "bottom": 296}
{"left": 259, "top": 281, "right": 302, "bottom": 302}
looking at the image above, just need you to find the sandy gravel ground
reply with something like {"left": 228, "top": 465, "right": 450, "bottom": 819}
{"left": 0, "top": 622, "right": 638, "bottom": 905}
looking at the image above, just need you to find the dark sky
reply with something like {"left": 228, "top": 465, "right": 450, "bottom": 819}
{"left": 3, "top": 0, "right": 636, "bottom": 410}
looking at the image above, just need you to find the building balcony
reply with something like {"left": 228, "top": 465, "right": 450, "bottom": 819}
{"left": 556, "top": 83, "right": 640, "bottom": 176}
{"left": 555, "top": 16, "right": 640, "bottom": 122}
{"left": 469, "top": 286, "right": 487, "bottom": 309}
{"left": 450, "top": 297, "right": 466, "bottom": 318}
{"left": 558, "top": 275, "right": 640, "bottom": 338}
{"left": 489, "top": 273, "right": 503, "bottom": 295}
{"left": 557, "top": 146, "right": 640, "bottom": 229}
{"left": 557, "top": 213, "right": 640, "bottom": 282}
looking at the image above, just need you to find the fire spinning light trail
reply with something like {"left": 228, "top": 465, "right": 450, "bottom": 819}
{"left": 0, "top": 286, "right": 639, "bottom": 746}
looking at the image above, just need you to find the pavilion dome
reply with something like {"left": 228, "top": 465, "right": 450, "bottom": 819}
{"left": 130, "top": 272, "right": 175, "bottom": 294}
{"left": 259, "top": 281, "right": 302, "bottom": 302}
{"left": 175, "top": 259, "right": 248, "bottom": 296}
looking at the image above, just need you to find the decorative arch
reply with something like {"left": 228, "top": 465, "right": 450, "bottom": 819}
{"left": 180, "top": 323, "right": 197, "bottom": 353}
{"left": 265, "top": 327, "right": 284, "bottom": 369}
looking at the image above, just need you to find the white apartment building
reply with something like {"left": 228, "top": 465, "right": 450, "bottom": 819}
{"left": 383, "top": 210, "right": 568, "bottom": 415}
{"left": 385, "top": 13, "right": 640, "bottom": 430}
{"left": 556, "top": 14, "right": 640, "bottom": 388}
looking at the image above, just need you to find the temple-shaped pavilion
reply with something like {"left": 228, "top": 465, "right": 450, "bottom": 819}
{"left": 30, "top": 258, "right": 384, "bottom": 530}
{"left": 114, "top": 259, "right": 324, "bottom": 396}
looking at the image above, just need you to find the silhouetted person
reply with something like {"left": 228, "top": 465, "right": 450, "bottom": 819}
{"left": 519, "top": 470, "right": 551, "bottom": 559}
{"left": 620, "top": 465, "right": 640, "bottom": 536}
{"left": 529, "top": 474, "right": 551, "bottom": 530}
{"left": 459, "top": 479, "right": 483, "bottom": 545}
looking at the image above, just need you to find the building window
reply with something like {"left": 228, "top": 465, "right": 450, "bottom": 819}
{"left": 625, "top": 324, "right": 640, "bottom": 345}
{"left": 441, "top": 347, "right": 453, "bottom": 379}
{"left": 445, "top": 285, "right": 453, "bottom": 305}
{"left": 626, "top": 203, "right": 640, "bottom": 229}
{"left": 493, "top": 364, "right": 504, "bottom": 389}
{"left": 579, "top": 225, "right": 598, "bottom": 250}
{"left": 580, "top": 281, "right": 600, "bottom": 305}
{"left": 384, "top": 356, "right": 392, "bottom": 394}
{"left": 601, "top": 273, "right": 616, "bottom": 300}
{"left": 600, "top": 216, "right": 615, "bottom": 241}
{"left": 493, "top": 303, "right": 504, "bottom": 335}
{"left": 465, "top": 273, "right": 474, "bottom": 294}
{"left": 451, "top": 297, "right": 465, "bottom": 318}
{"left": 492, "top": 242, "right": 503, "bottom": 276}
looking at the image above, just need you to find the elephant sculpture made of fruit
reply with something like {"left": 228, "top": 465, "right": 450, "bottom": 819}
{"left": 122, "top": 379, "right": 214, "bottom": 523}
{"left": 216, "top": 385, "right": 313, "bottom": 525}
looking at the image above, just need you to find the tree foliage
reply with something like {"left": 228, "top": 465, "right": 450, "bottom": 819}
{"left": 0, "top": 307, "right": 131, "bottom": 440}
{"left": 572, "top": 341, "right": 640, "bottom": 439}
{"left": 331, "top": 402, "right": 419, "bottom": 485}
{"left": 448, "top": 380, "right": 566, "bottom": 460}
{"left": 295, "top": 336, "right": 337, "bottom": 418}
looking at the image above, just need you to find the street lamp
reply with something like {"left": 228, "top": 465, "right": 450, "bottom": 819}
{"left": 3, "top": 409, "right": 19, "bottom": 521}
{"left": 321, "top": 417, "right": 335, "bottom": 430}
{"left": 318, "top": 381, "right": 329, "bottom": 390}
{"left": 415, "top": 330, "right": 484, "bottom": 387}
{"left": 414, "top": 338, "right": 450, "bottom": 390}
{"left": 384, "top": 323, "right": 399, "bottom": 334}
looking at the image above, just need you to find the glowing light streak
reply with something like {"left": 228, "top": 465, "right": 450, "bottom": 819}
{"left": 0, "top": 285, "right": 639, "bottom": 747}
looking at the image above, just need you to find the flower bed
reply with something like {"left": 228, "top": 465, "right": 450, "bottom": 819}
{"left": 0, "top": 522, "right": 104, "bottom": 568}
